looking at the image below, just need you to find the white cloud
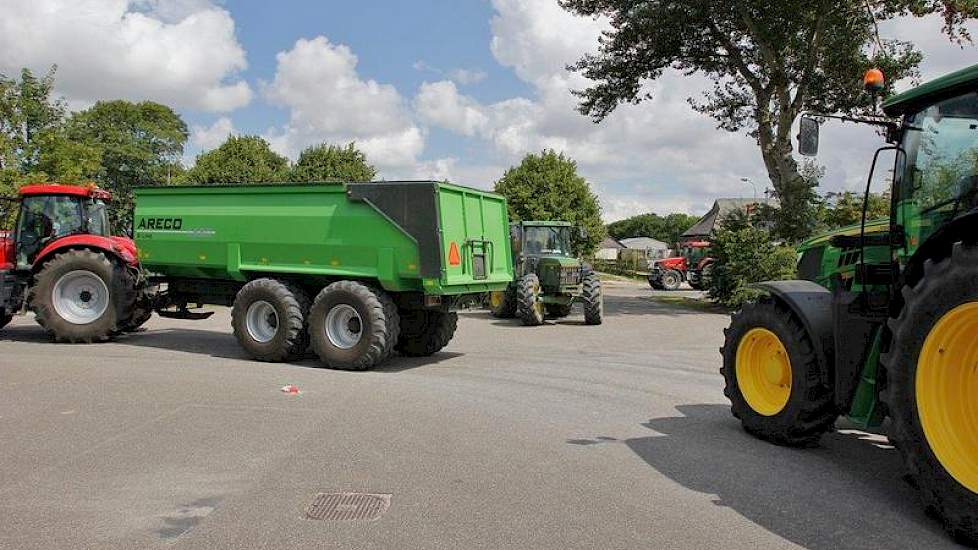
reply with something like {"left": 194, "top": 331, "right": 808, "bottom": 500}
{"left": 413, "top": 0, "right": 978, "bottom": 222}
{"left": 0, "top": 0, "right": 252, "bottom": 112}
{"left": 190, "top": 116, "right": 236, "bottom": 151}
{"left": 263, "top": 36, "right": 424, "bottom": 174}
{"left": 448, "top": 68, "right": 488, "bottom": 85}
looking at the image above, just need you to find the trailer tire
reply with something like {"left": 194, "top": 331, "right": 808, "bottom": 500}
{"left": 582, "top": 272, "right": 603, "bottom": 325}
{"left": 661, "top": 269, "right": 682, "bottom": 291}
{"left": 309, "top": 281, "right": 399, "bottom": 370}
{"left": 517, "top": 273, "right": 544, "bottom": 326}
{"left": 882, "top": 242, "right": 978, "bottom": 545}
{"left": 721, "top": 298, "right": 836, "bottom": 446}
{"left": 396, "top": 309, "right": 458, "bottom": 357}
{"left": 30, "top": 249, "right": 132, "bottom": 343}
{"left": 231, "top": 278, "right": 309, "bottom": 362}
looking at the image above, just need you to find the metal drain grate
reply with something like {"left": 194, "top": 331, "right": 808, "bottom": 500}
{"left": 304, "top": 492, "right": 391, "bottom": 521}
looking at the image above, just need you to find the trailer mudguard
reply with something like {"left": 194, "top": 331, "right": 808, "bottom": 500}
{"left": 755, "top": 280, "right": 835, "bottom": 388}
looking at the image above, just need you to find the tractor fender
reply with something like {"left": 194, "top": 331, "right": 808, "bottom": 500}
{"left": 32, "top": 235, "right": 139, "bottom": 272}
{"left": 755, "top": 280, "right": 834, "bottom": 383}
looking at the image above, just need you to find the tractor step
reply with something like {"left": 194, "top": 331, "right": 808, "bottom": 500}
{"left": 156, "top": 308, "right": 214, "bottom": 320}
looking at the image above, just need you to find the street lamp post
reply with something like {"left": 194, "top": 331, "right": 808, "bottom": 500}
{"left": 740, "top": 177, "right": 758, "bottom": 199}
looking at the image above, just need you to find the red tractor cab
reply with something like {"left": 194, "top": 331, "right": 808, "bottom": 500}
{"left": 648, "top": 240, "right": 714, "bottom": 291}
{"left": 0, "top": 184, "right": 146, "bottom": 340}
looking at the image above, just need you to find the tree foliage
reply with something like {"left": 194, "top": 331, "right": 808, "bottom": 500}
{"left": 708, "top": 225, "right": 797, "bottom": 308}
{"left": 186, "top": 135, "right": 289, "bottom": 185}
{"left": 291, "top": 142, "right": 376, "bottom": 183}
{"left": 818, "top": 190, "right": 891, "bottom": 229}
{"left": 0, "top": 67, "right": 66, "bottom": 174}
{"left": 66, "top": 100, "right": 187, "bottom": 230}
{"left": 494, "top": 150, "right": 605, "bottom": 255}
{"left": 606, "top": 212, "right": 699, "bottom": 245}
{"left": 560, "top": 0, "right": 975, "bottom": 242}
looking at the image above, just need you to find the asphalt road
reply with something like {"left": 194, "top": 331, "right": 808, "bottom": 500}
{"left": 0, "top": 281, "right": 962, "bottom": 549}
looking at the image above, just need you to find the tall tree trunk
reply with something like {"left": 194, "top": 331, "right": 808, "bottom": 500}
{"left": 756, "top": 112, "right": 814, "bottom": 242}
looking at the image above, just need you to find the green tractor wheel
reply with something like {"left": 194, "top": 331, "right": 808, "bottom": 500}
{"left": 721, "top": 298, "right": 836, "bottom": 446}
{"left": 516, "top": 273, "right": 545, "bottom": 326}
{"left": 582, "top": 271, "right": 603, "bottom": 325}
{"left": 882, "top": 243, "right": 978, "bottom": 545}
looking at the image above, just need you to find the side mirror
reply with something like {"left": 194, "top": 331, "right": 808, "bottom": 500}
{"left": 798, "top": 116, "right": 819, "bottom": 156}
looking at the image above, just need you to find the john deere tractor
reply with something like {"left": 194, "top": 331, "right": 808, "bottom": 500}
{"left": 721, "top": 65, "right": 978, "bottom": 543}
{"left": 489, "top": 221, "right": 602, "bottom": 326}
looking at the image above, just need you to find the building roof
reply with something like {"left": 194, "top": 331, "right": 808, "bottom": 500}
{"left": 599, "top": 237, "right": 624, "bottom": 250}
{"left": 681, "top": 197, "right": 779, "bottom": 239}
{"left": 619, "top": 236, "right": 668, "bottom": 249}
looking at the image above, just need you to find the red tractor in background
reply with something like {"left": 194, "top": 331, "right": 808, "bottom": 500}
{"left": 0, "top": 184, "right": 149, "bottom": 341}
{"left": 647, "top": 240, "right": 713, "bottom": 291}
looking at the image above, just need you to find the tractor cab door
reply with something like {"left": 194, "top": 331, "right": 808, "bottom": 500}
{"left": 14, "top": 194, "right": 87, "bottom": 268}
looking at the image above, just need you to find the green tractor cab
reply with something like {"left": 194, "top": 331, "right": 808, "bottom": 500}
{"left": 489, "top": 221, "right": 602, "bottom": 326}
{"left": 721, "top": 64, "right": 978, "bottom": 543}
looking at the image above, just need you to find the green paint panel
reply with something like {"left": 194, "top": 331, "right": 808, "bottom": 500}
{"left": 134, "top": 182, "right": 513, "bottom": 295}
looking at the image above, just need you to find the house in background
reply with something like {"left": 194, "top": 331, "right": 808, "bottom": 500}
{"left": 595, "top": 236, "right": 624, "bottom": 260}
{"left": 618, "top": 236, "right": 670, "bottom": 260}
{"left": 680, "top": 198, "right": 779, "bottom": 242}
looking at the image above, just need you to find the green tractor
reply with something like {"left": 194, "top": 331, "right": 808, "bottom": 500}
{"left": 489, "top": 221, "right": 602, "bottom": 326}
{"left": 721, "top": 65, "right": 978, "bottom": 544}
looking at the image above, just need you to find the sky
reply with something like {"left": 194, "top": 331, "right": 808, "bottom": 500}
{"left": 1, "top": 0, "right": 976, "bottom": 220}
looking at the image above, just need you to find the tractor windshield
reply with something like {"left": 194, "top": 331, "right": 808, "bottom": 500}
{"left": 15, "top": 195, "right": 87, "bottom": 266}
{"left": 524, "top": 225, "right": 573, "bottom": 256}
{"left": 898, "top": 92, "right": 978, "bottom": 216}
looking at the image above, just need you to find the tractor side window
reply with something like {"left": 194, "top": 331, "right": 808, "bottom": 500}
{"left": 15, "top": 195, "right": 84, "bottom": 266}
{"left": 902, "top": 92, "right": 978, "bottom": 212}
{"left": 85, "top": 199, "right": 109, "bottom": 236}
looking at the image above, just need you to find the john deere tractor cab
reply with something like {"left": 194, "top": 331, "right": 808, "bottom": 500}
{"left": 0, "top": 184, "right": 143, "bottom": 340}
{"left": 721, "top": 65, "right": 978, "bottom": 543}
{"left": 489, "top": 220, "right": 602, "bottom": 325}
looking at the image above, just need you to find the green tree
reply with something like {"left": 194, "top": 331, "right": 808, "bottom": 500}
{"left": 0, "top": 67, "right": 66, "bottom": 174}
{"left": 560, "top": 0, "right": 975, "bottom": 242}
{"left": 708, "top": 225, "right": 797, "bottom": 308}
{"left": 607, "top": 212, "right": 699, "bottom": 245}
{"left": 291, "top": 142, "right": 376, "bottom": 182}
{"left": 187, "top": 135, "right": 289, "bottom": 185}
{"left": 66, "top": 100, "right": 188, "bottom": 230}
{"left": 494, "top": 150, "right": 605, "bottom": 255}
{"left": 818, "top": 190, "right": 891, "bottom": 229}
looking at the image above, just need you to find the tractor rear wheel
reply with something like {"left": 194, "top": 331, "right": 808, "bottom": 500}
{"left": 582, "top": 272, "right": 603, "bottom": 325}
{"left": 29, "top": 249, "right": 134, "bottom": 343}
{"left": 231, "top": 278, "right": 309, "bottom": 362}
{"left": 489, "top": 284, "right": 516, "bottom": 318}
{"left": 721, "top": 298, "right": 836, "bottom": 446}
{"left": 882, "top": 242, "right": 978, "bottom": 545}
{"left": 119, "top": 290, "right": 153, "bottom": 332}
{"left": 517, "top": 273, "right": 545, "bottom": 326}
{"left": 396, "top": 309, "right": 458, "bottom": 357}
{"left": 661, "top": 269, "right": 682, "bottom": 291}
{"left": 309, "top": 280, "right": 399, "bottom": 370}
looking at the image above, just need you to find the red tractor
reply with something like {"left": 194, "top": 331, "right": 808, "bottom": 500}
{"left": 647, "top": 240, "right": 713, "bottom": 290}
{"left": 0, "top": 184, "right": 148, "bottom": 341}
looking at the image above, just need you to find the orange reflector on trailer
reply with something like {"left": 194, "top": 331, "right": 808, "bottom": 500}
{"left": 448, "top": 241, "right": 461, "bottom": 266}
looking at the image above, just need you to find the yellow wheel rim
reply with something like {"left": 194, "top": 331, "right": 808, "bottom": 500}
{"left": 489, "top": 291, "right": 504, "bottom": 309}
{"left": 916, "top": 301, "right": 978, "bottom": 494}
{"left": 736, "top": 328, "right": 792, "bottom": 416}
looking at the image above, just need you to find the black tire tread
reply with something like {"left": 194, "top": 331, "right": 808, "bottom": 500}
{"left": 881, "top": 242, "right": 978, "bottom": 545}
{"left": 310, "top": 280, "right": 399, "bottom": 370}
{"left": 396, "top": 310, "right": 458, "bottom": 357}
{"left": 582, "top": 272, "right": 603, "bottom": 325}
{"left": 720, "top": 298, "right": 837, "bottom": 446}
{"left": 230, "top": 278, "right": 309, "bottom": 362}
{"left": 517, "top": 273, "right": 544, "bottom": 326}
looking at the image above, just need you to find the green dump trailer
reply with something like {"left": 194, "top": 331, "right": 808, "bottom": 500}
{"left": 133, "top": 181, "right": 513, "bottom": 370}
